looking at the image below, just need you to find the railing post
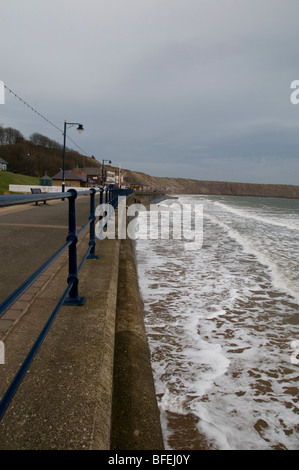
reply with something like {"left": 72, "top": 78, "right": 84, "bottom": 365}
{"left": 87, "top": 188, "right": 99, "bottom": 259}
{"left": 63, "top": 189, "right": 85, "bottom": 306}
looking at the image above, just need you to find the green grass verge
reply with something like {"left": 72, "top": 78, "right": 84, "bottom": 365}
{"left": 0, "top": 171, "right": 39, "bottom": 194}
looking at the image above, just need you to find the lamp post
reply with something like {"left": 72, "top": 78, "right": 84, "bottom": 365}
{"left": 101, "top": 158, "right": 112, "bottom": 186}
{"left": 62, "top": 121, "right": 84, "bottom": 193}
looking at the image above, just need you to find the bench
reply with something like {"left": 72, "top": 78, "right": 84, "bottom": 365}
{"left": 30, "top": 188, "right": 47, "bottom": 205}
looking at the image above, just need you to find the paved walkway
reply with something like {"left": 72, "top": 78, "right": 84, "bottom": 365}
{"left": 0, "top": 202, "right": 164, "bottom": 450}
{"left": 0, "top": 196, "right": 90, "bottom": 302}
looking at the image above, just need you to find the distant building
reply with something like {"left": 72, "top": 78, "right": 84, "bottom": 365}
{"left": 106, "top": 170, "right": 116, "bottom": 184}
{"left": 71, "top": 168, "right": 89, "bottom": 186}
{"left": 39, "top": 173, "right": 52, "bottom": 186}
{"left": 81, "top": 167, "right": 102, "bottom": 186}
{"left": 51, "top": 169, "right": 87, "bottom": 188}
{"left": 0, "top": 157, "right": 8, "bottom": 171}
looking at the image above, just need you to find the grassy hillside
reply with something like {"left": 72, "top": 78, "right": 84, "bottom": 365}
{"left": 0, "top": 171, "right": 39, "bottom": 194}
{"left": 1, "top": 141, "right": 100, "bottom": 178}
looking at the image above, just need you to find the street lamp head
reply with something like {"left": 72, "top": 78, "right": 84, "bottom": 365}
{"left": 77, "top": 124, "right": 84, "bottom": 132}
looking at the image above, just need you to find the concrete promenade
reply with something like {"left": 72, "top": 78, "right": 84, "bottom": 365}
{"left": 0, "top": 193, "right": 165, "bottom": 450}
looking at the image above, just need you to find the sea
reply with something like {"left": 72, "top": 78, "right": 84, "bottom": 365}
{"left": 134, "top": 194, "right": 299, "bottom": 450}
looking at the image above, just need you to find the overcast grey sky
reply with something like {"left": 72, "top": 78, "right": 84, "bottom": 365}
{"left": 1, "top": 0, "right": 299, "bottom": 184}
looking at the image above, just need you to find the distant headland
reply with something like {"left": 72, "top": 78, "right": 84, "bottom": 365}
{"left": 127, "top": 169, "right": 299, "bottom": 199}
{"left": 1, "top": 125, "right": 298, "bottom": 199}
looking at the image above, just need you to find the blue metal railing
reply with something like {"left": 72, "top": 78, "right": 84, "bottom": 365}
{"left": 0, "top": 186, "right": 132, "bottom": 421}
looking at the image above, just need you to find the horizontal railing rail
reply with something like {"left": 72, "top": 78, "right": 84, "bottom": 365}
{"left": 0, "top": 186, "right": 132, "bottom": 421}
{"left": 0, "top": 191, "right": 75, "bottom": 207}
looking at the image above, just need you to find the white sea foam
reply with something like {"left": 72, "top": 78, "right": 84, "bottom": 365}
{"left": 214, "top": 200, "right": 299, "bottom": 231}
{"left": 135, "top": 196, "right": 299, "bottom": 450}
{"left": 205, "top": 212, "right": 299, "bottom": 305}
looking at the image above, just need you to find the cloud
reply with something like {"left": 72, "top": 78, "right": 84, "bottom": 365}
{"left": 1, "top": 0, "right": 299, "bottom": 184}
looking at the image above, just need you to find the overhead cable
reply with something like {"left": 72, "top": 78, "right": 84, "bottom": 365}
{"left": 4, "top": 84, "right": 90, "bottom": 156}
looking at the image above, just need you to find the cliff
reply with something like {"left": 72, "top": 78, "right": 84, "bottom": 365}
{"left": 125, "top": 170, "right": 299, "bottom": 199}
